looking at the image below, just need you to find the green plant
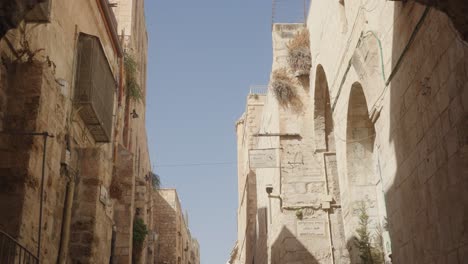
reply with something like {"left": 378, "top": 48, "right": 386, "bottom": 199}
{"left": 150, "top": 171, "right": 160, "bottom": 190}
{"left": 287, "top": 28, "right": 311, "bottom": 75}
{"left": 124, "top": 52, "right": 142, "bottom": 101}
{"left": 133, "top": 218, "right": 148, "bottom": 249}
{"left": 295, "top": 209, "right": 303, "bottom": 220}
{"left": 354, "top": 202, "right": 384, "bottom": 264}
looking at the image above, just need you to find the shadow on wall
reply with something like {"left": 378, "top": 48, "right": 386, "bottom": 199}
{"left": 346, "top": 237, "right": 359, "bottom": 264}
{"left": 387, "top": 1, "right": 468, "bottom": 263}
{"left": 408, "top": 0, "right": 468, "bottom": 41}
{"left": 245, "top": 170, "right": 258, "bottom": 264}
{"left": 255, "top": 207, "right": 268, "bottom": 264}
{"left": 270, "top": 227, "right": 319, "bottom": 264}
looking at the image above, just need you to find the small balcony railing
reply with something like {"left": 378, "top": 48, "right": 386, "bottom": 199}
{"left": 0, "top": 231, "right": 39, "bottom": 264}
{"left": 249, "top": 85, "right": 268, "bottom": 95}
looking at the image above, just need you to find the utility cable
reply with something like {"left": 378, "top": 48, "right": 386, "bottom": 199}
{"left": 155, "top": 162, "right": 236, "bottom": 168}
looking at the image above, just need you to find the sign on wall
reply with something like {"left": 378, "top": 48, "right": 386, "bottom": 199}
{"left": 297, "top": 220, "right": 326, "bottom": 236}
{"left": 249, "top": 149, "right": 277, "bottom": 168}
{"left": 100, "top": 185, "right": 109, "bottom": 205}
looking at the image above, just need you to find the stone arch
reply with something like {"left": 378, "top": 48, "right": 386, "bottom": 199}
{"left": 313, "top": 65, "right": 335, "bottom": 153}
{"left": 312, "top": 65, "right": 348, "bottom": 263}
{"left": 344, "top": 82, "right": 390, "bottom": 262}
{"left": 346, "top": 82, "right": 376, "bottom": 187}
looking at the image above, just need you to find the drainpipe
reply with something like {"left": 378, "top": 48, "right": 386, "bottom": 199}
{"left": 57, "top": 134, "right": 76, "bottom": 264}
{"left": 322, "top": 152, "right": 336, "bottom": 264}
{"left": 57, "top": 169, "right": 76, "bottom": 264}
{"left": 37, "top": 132, "right": 54, "bottom": 261}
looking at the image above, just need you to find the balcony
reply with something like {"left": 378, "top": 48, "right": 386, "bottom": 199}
{"left": 74, "top": 33, "right": 116, "bottom": 143}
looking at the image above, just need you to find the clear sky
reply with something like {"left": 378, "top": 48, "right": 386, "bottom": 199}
{"left": 145, "top": 1, "right": 274, "bottom": 264}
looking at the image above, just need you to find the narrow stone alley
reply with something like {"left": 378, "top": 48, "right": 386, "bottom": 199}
{"left": 0, "top": 0, "right": 467, "bottom": 264}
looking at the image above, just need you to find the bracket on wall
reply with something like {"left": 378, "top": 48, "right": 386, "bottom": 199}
{"left": 253, "top": 133, "right": 301, "bottom": 139}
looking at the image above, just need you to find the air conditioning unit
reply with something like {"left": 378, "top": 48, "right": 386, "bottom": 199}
{"left": 74, "top": 33, "right": 116, "bottom": 143}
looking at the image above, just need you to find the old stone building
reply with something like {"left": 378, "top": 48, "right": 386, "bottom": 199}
{"left": 0, "top": 0, "right": 163, "bottom": 263}
{"left": 233, "top": 1, "right": 467, "bottom": 264}
{"left": 153, "top": 189, "right": 200, "bottom": 264}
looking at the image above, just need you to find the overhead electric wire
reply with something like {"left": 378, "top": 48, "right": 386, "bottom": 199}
{"left": 155, "top": 162, "right": 236, "bottom": 168}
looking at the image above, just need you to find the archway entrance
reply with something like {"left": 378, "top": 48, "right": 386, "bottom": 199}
{"left": 345, "top": 82, "right": 390, "bottom": 263}
{"left": 313, "top": 65, "right": 347, "bottom": 263}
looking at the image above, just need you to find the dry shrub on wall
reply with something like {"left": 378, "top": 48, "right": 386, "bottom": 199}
{"left": 109, "top": 173, "right": 123, "bottom": 200}
{"left": 109, "top": 168, "right": 132, "bottom": 200}
{"left": 271, "top": 68, "right": 302, "bottom": 111}
{"left": 287, "top": 28, "right": 311, "bottom": 76}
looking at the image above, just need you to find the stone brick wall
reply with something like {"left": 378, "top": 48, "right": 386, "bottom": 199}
{"left": 234, "top": 94, "right": 265, "bottom": 264}
{"left": 153, "top": 189, "right": 200, "bottom": 264}
{"left": 0, "top": 1, "right": 153, "bottom": 264}
{"left": 235, "top": 1, "right": 467, "bottom": 263}
{"left": 112, "top": 144, "right": 135, "bottom": 263}
{"left": 307, "top": 1, "right": 467, "bottom": 262}
{"left": 154, "top": 191, "right": 177, "bottom": 264}
{"left": 69, "top": 147, "right": 114, "bottom": 264}
{"left": 0, "top": 62, "right": 68, "bottom": 262}
{"left": 112, "top": 0, "right": 154, "bottom": 263}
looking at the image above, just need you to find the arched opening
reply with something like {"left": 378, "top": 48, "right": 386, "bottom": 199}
{"left": 346, "top": 83, "right": 375, "bottom": 186}
{"left": 313, "top": 65, "right": 347, "bottom": 263}
{"left": 345, "top": 82, "right": 390, "bottom": 263}
{"left": 313, "top": 65, "right": 335, "bottom": 153}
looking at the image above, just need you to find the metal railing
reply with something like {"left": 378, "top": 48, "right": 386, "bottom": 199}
{"left": 249, "top": 85, "right": 269, "bottom": 95}
{"left": 0, "top": 231, "right": 39, "bottom": 264}
{"left": 272, "top": 0, "right": 311, "bottom": 26}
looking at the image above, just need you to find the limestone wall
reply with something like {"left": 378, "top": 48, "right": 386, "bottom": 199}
{"left": 0, "top": 1, "right": 155, "bottom": 263}
{"left": 0, "top": 0, "right": 120, "bottom": 85}
{"left": 235, "top": 1, "right": 467, "bottom": 263}
{"left": 153, "top": 189, "right": 200, "bottom": 264}
{"left": 235, "top": 94, "right": 265, "bottom": 264}
{"left": 307, "top": 0, "right": 468, "bottom": 262}
{"left": 0, "top": 62, "right": 68, "bottom": 262}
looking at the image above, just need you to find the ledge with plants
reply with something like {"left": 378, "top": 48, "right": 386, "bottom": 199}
{"left": 287, "top": 28, "right": 312, "bottom": 77}
{"left": 124, "top": 52, "right": 143, "bottom": 102}
{"left": 271, "top": 68, "right": 302, "bottom": 111}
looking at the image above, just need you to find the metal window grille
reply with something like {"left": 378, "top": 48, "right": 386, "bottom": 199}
{"left": 74, "top": 33, "right": 116, "bottom": 143}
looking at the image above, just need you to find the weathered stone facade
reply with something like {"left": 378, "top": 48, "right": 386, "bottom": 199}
{"left": 233, "top": 1, "right": 467, "bottom": 264}
{"left": 153, "top": 189, "right": 200, "bottom": 264}
{"left": 0, "top": 0, "right": 160, "bottom": 263}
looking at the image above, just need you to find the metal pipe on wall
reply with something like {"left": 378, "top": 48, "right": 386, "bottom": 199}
{"left": 57, "top": 169, "right": 76, "bottom": 264}
{"left": 37, "top": 132, "right": 54, "bottom": 261}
